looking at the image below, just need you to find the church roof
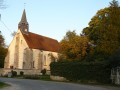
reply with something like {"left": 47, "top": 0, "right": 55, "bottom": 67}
{"left": 22, "top": 32, "right": 60, "bottom": 52}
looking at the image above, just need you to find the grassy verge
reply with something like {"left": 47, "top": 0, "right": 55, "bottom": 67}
{"left": 67, "top": 80, "right": 120, "bottom": 90}
{"left": 0, "top": 82, "right": 9, "bottom": 88}
{"left": 39, "top": 75, "right": 51, "bottom": 81}
{"left": 4, "top": 75, "right": 120, "bottom": 90}
{"left": 21, "top": 75, "right": 51, "bottom": 81}
{"left": 38, "top": 76, "right": 120, "bottom": 90}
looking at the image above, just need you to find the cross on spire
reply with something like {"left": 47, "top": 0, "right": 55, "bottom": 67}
{"left": 24, "top": 3, "right": 26, "bottom": 9}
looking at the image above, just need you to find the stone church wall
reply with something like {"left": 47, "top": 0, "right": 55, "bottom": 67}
{"left": 41, "top": 51, "right": 58, "bottom": 70}
{"left": 0, "top": 68, "right": 41, "bottom": 76}
{"left": 23, "top": 48, "right": 33, "bottom": 69}
{"left": 32, "top": 49, "right": 41, "bottom": 69}
{"left": 18, "top": 30, "right": 29, "bottom": 69}
{"left": 32, "top": 49, "right": 58, "bottom": 71}
{"left": 4, "top": 30, "right": 29, "bottom": 69}
{"left": 4, "top": 30, "right": 59, "bottom": 75}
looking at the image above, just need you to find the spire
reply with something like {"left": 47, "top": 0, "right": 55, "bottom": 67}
{"left": 20, "top": 9, "right": 28, "bottom": 24}
{"left": 18, "top": 9, "right": 29, "bottom": 34}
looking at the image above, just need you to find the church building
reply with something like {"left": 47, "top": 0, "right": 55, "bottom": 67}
{"left": 4, "top": 9, "right": 59, "bottom": 73}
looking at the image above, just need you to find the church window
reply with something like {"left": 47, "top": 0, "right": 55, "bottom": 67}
{"left": 23, "top": 62, "right": 25, "bottom": 68}
{"left": 33, "top": 61, "right": 35, "bottom": 68}
{"left": 25, "top": 29, "right": 27, "bottom": 32}
{"left": 44, "top": 55, "right": 47, "bottom": 66}
{"left": 21, "top": 40, "right": 22, "bottom": 44}
{"left": 10, "top": 66, "right": 13, "bottom": 69}
{"left": 16, "top": 37, "right": 18, "bottom": 40}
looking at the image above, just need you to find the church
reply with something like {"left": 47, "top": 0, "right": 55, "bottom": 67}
{"left": 4, "top": 9, "right": 59, "bottom": 74}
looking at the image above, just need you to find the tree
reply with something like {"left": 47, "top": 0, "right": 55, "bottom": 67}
{"left": 0, "top": 33, "right": 7, "bottom": 68}
{"left": 0, "top": 0, "right": 7, "bottom": 68}
{"left": 109, "top": 51, "right": 120, "bottom": 68}
{"left": 59, "top": 30, "right": 89, "bottom": 61}
{"left": 0, "top": 33, "right": 5, "bottom": 47}
{"left": 83, "top": 0, "right": 120, "bottom": 56}
{"left": 11, "top": 31, "right": 16, "bottom": 37}
{"left": 109, "top": 0, "right": 119, "bottom": 7}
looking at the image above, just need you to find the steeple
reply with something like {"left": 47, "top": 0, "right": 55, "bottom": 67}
{"left": 18, "top": 9, "right": 29, "bottom": 34}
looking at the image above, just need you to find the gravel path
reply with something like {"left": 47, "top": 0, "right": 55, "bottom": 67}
{"left": 0, "top": 78, "right": 117, "bottom": 90}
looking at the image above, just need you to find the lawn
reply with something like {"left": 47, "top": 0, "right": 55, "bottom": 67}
{"left": 23, "top": 75, "right": 51, "bottom": 81}
{"left": 0, "top": 82, "right": 9, "bottom": 88}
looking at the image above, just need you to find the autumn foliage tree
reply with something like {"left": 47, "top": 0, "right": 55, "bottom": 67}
{"left": 83, "top": 0, "right": 120, "bottom": 56}
{"left": 50, "top": 1, "right": 120, "bottom": 84}
{"left": 59, "top": 30, "right": 89, "bottom": 61}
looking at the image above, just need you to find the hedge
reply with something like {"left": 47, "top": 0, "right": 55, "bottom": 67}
{"left": 50, "top": 62, "right": 111, "bottom": 83}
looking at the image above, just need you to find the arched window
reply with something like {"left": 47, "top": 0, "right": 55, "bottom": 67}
{"left": 44, "top": 55, "right": 47, "bottom": 66}
{"left": 23, "top": 62, "right": 25, "bottom": 69}
{"left": 33, "top": 61, "right": 35, "bottom": 68}
{"left": 21, "top": 40, "right": 23, "bottom": 44}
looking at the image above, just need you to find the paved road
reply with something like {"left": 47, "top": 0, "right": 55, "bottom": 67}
{"left": 0, "top": 78, "right": 109, "bottom": 90}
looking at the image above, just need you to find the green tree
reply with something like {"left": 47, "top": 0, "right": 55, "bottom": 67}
{"left": 0, "top": 0, "right": 7, "bottom": 68}
{"left": 108, "top": 51, "right": 120, "bottom": 68}
{"left": 0, "top": 33, "right": 7, "bottom": 68}
{"left": 83, "top": 0, "right": 120, "bottom": 56}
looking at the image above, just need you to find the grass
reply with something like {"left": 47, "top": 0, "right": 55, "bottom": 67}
{"left": 0, "top": 82, "right": 9, "bottom": 88}
{"left": 16, "top": 75, "right": 51, "bottom": 81}
{"left": 39, "top": 75, "right": 51, "bottom": 81}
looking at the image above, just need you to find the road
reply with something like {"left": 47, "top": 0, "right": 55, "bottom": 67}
{"left": 0, "top": 78, "right": 109, "bottom": 90}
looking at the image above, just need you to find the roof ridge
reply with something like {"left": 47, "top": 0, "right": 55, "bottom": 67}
{"left": 29, "top": 32, "right": 58, "bottom": 42}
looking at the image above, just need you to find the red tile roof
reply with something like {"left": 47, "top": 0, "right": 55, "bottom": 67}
{"left": 22, "top": 32, "right": 60, "bottom": 52}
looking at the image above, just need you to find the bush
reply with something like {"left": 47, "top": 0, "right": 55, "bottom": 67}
{"left": 24, "top": 75, "right": 39, "bottom": 79}
{"left": 39, "top": 75, "right": 50, "bottom": 81}
{"left": 41, "top": 69, "right": 46, "bottom": 75}
{"left": 20, "top": 71, "right": 24, "bottom": 76}
{"left": 50, "top": 61, "right": 111, "bottom": 84}
{"left": 109, "top": 51, "right": 120, "bottom": 68}
{"left": 11, "top": 70, "right": 17, "bottom": 77}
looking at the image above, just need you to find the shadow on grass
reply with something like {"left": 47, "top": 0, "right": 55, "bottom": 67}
{"left": 0, "top": 82, "right": 10, "bottom": 88}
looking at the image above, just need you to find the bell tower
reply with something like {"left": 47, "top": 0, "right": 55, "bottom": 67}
{"left": 18, "top": 9, "right": 29, "bottom": 34}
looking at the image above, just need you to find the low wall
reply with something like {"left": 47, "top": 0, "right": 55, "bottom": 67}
{"left": 50, "top": 75, "right": 67, "bottom": 81}
{"left": 0, "top": 68, "right": 41, "bottom": 76}
{"left": 111, "top": 67, "right": 120, "bottom": 85}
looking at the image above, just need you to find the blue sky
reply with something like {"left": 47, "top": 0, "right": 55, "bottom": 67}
{"left": 0, "top": 0, "right": 119, "bottom": 45}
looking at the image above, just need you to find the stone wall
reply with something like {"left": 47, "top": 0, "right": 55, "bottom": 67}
{"left": 111, "top": 67, "right": 120, "bottom": 85}
{"left": 23, "top": 48, "right": 33, "bottom": 69}
{"left": 50, "top": 75, "right": 67, "bottom": 81}
{"left": 4, "top": 30, "right": 29, "bottom": 69}
{"left": 0, "top": 68, "right": 41, "bottom": 76}
{"left": 4, "top": 29, "right": 59, "bottom": 73}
